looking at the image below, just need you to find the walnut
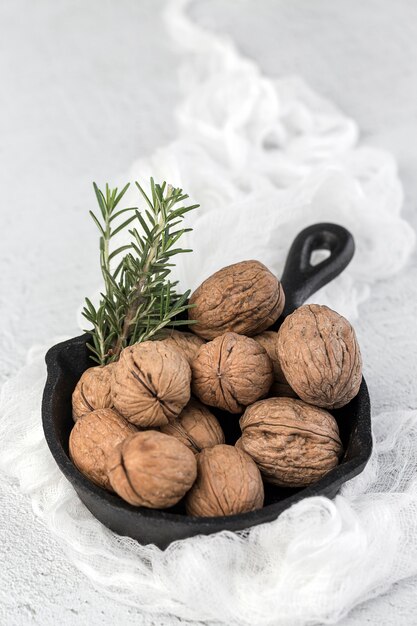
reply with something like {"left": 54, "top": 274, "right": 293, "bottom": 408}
{"left": 69, "top": 408, "right": 136, "bottom": 490}
{"left": 107, "top": 430, "right": 197, "bottom": 508}
{"left": 189, "top": 260, "right": 285, "bottom": 339}
{"left": 185, "top": 444, "right": 264, "bottom": 517}
{"left": 191, "top": 332, "right": 274, "bottom": 413}
{"left": 253, "top": 331, "right": 297, "bottom": 398}
{"left": 72, "top": 363, "right": 115, "bottom": 421}
{"left": 158, "top": 330, "right": 205, "bottom": 364}
{"left": 234, "top": 436, "right": 243, "bottom": 450}
{"left": 277, "top": 304, "right": 362, "bottom": 409}
{"left": 239, "top": 397, "right": 343, "bottom": 487}
{"left": 112, "top": 341, "right": 191, "bottom": 427}
{"left": 160, "top": 398, "right": 225, "bottom": 453}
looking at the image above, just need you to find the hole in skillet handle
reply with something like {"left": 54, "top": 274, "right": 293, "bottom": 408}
{"left": 270, "top": 222, "right": 355, "bottom": 328}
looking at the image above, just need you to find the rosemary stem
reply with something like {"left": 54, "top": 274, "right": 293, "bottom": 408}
{"left": 112, "top": 208, "right": 164, "bottom": 358}
{"left": 103, "top": 221, "right": 111, "bottom": 297}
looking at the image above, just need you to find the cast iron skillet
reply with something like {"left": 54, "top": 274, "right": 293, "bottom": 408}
{"left": 42, "top": 223, "right": 372, "bottom": 549}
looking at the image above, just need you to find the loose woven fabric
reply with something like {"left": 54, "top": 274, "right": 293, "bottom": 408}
{"left": 1, "top": 1, "right": 416, "bottom": 624}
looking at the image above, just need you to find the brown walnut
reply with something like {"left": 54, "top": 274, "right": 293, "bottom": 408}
{"left": 69, "top": 408, "right": 136, "bottom": 490}
{"left": 191, "top": 332, "right": 274, "bottom": 413}
{"left": 234, "top": 436, "right": 243, "bottom": 450}
{"left": 158, "top": 330, "right": 205, "bottom": 364}
{"left": 160, "top": 398, "right": 225, "bottom": 454}
{"left": 188, "top": 260, "right": 285, "bottom": 339}
{"left": 112, "top": 341, "right": 191, "bottom": 428}
{"left": 277, "top": 304, "right": 362, "bottom": 409}
{"left": 185, "top": 444, "right": 264, "bottom": 517}
{"left": 72, "top": 363, "right": 115, "bottom": 421}
{"left": 107, "top": 430, "right": 197, "bottom": 508}
{"left": 239, "top": 397, "right": 343, "bottom": 487}
{"left": 253, "top": 331, "right": 297, "bottom": 398}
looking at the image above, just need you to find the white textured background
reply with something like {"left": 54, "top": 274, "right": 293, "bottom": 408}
{"left": 0, "top": 0, "right": 416, "bottom": 624}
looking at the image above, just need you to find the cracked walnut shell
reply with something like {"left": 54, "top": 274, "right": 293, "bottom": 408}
{"left": 69, "top": 408, "right": 136, "bottom": 490}
{"left": 188, "top": 260, "right": 285, "bottom": 339}
{"left": 185, "top": 444, "right": 264, "bottom": 517}
{"left": 160, "top": 398, "right": 225, "bottom": 453}
{"left": 107, "top": 430, "right": 197, "bottom": 508}
{"left": 239, "top": 397, "right": 343, "bottom": 487}
{"left": 277, "top": 304, "right": 362, "bottom": 409}
{"left": 72, "top": 363, "right": 115, "bottom": 421}
{"left": 191, "top": 332, "right": 274, "bottom": 413}
{"left": 112, "top": 341, "right": 191, "bottom": 428}
{"left": 158, "top": 330, "right": 205, "bottom": 364}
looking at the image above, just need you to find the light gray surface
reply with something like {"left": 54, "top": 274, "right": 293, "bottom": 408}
{"left": 0, "top": 0, "right": 416, "bottom": 624}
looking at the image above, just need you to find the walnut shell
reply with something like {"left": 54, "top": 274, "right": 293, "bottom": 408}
{"left": 234, "top": 436, "right": 243, "bottom": 450}
{"left": 191, "top": 332, "right": 274, "bottom": 413}
{"left": 69, "top": 408, "right": 136, "bottom": 490}
{"left": 277, "top": 304, "right": 362, "bottom": 409}
{"left": 72, "top": 363, "right": 115, "bottom": 421}
{"left": 189, "top": 260, "right": 285, "bottom": 340}
{"left": 239, "top": 397, "right": 343, "bottom": 487}
{"left": 112, "top": 341, "right": 191, "bottom": 427}
{"left": 107, "top": 430, "right": 197, "bottom": 508}
{"left": 158, "top": 330, "right": 205, "bottom": 364}
{"left": 253, "top": 331, "right": 297, "bottom": 398}
{"left": 160, "top": 398, "right": 225, "bottom": 453}
{"left": 185, "top": 444, "right": 264, "bottom": 517}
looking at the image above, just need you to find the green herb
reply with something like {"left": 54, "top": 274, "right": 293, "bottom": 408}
{"left": 82, "top": 179, "right": 198, "bottom": 365}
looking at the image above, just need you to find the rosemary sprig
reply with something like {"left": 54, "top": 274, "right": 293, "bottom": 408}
{"left": 82, "top": 178, "right": 198, "bottom": 365}
{"left": 91, "top": 182, "right": 136, "bottom": 294}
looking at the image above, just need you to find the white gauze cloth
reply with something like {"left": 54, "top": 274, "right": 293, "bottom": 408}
{"left": 0, "top": 1, "right": 416, "bottom": 624}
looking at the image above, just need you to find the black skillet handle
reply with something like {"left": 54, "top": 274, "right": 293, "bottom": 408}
{"left": 279, "top": 223, "right": 355, "bottom": 319}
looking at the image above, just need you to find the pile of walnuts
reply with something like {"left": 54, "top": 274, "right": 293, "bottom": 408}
{"left": 70, "top": 260, "right": 362, "bottom": 518}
